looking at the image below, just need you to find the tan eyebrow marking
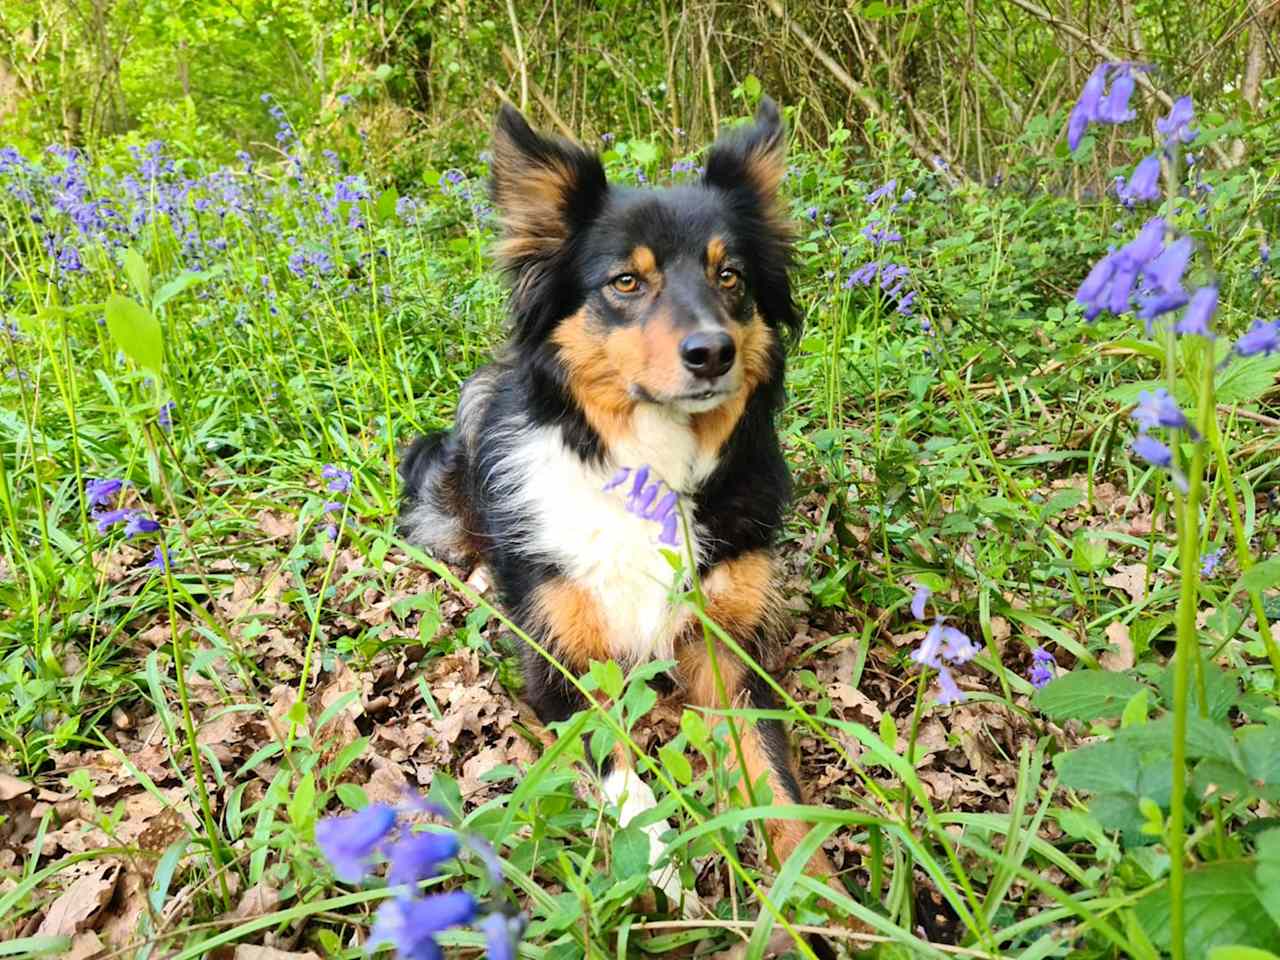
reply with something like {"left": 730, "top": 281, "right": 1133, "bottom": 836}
{"left": 706, "top": 236, "right": 726, "bottom": 267}
{"left": 630, "top": 245, "right": 657, "bottom": 277}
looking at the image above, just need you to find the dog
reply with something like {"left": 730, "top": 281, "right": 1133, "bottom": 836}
{"left": 399, "top": 98, "right": 845, "bottom": 929}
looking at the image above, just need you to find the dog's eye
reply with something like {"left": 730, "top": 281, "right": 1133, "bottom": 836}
{"left": 611, "top": 274, "right": 640, "bottom": 294}
{"left": 718, "top": 268, "right": 740, "bottom": 290}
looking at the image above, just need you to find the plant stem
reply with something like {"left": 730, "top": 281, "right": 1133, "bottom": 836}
{"left": 1168, "top": 340, "right": 1216, "bottom": 960}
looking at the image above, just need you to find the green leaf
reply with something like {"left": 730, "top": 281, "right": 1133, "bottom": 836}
{"left": 743, "top": 74, "right": 762, "bottom": 100}
{"left": 123, "top": 247, "right": 151, "bottom": 301}
{"left": 289, "top": 772, "right": 316, "bottom": 830}
{"left": 1230, "top": 559, "right": 1280, "bottom": 599}
{"left": 1216, "top": 352, "right": 1280, "bottom": 405}
{"left": 611, "top": 824, "right": 652, "bottom": 882}
{"left": 152, "top": 267, "right": 221, "bottom": 310}
{"left": 104, "top": 294, "right": 164, "bottom": 374}
{"left": 1135, "top": 861, "right": 1280, "bottom": 954}
{"left": 376, "top": 186, "right": 400, "bottom": 224}
{"left": 1121, "top": 688, "right": 1149, "bottom": 728}
{"left": 1208, "top": 948, "right": 1280, "bottom": 960}
{"left": 1039, "top": 488, "right": 1084, "bottom": 520}
{"left": 1033, "top": 670, "right": 1146, "bottom": 721}
{"left": 1072, "top": 529, "right": 1110, "bottom": 572}
{"left": 658, "top": 745, "right": 692, "bottom": 786}
{"left": 631, "top": 141, "right": 659, "bottom": 166}
{"left": 589, "top": 660, "right": 625, "bottom": 699}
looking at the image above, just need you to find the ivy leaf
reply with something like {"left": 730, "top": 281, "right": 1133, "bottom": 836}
{"left": 104, "top": 294, "right": 163, "bottom": 374}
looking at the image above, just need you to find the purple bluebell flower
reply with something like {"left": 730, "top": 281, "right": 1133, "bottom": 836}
{"left": 804, "top": 206, "right": 818, "bottom": 221}
{"left": 1200, "top": 548, "right": 1225, "bottom": 577}
{"left": 480, "top": 912, "right": 526, "bottom": 960}
{"left": 158, "top": 401, "right": 174, "bottom": 430}
{"left": 1141, "top": 235, "right": 1192, "bottom": 296}
{"left": 941, "top": 626, "right": 979, "bottom": 664}
{"left": 1131, "top": 388, "right": 1191, "bottom": 433}
{"left": 1262, "top": 241, "right": 1271, "bottom": 264}
{"left": 1156, "top": 96, "right": 1196, "bottom": 146}
{"left": 1118, "top": 154, "right": 1161, "bottom": 205}
{"left": 934, "top": 666, "right": 964, "bottom": 705}
{"left": 1175, "top": 285, "right": 1217, "bottom": 338}
{"left": 862, "top": 222, "right": 903, "bottom": 246}
{"left": 606, "top": 465, "right": 680, "bottom": 546}
{"left": 902, "top": 188, "right": 916, "bottom": 203}
{"left": 865, "top": 179, "right": 897, "bottom": 204}
{"left": 910, "top": 586, "right": 931, "bottom": 620}
{"left": 1096, "top": 69, "right": 1136, "bottom": 123}
{"left": 844, "top": 262, "right": 879, "bottom": 288}
{"left": 386, "top": 831, "right": 461, "bottom": 887}
{"left": 95, "top": 508, "right": 132, "bottom": 534}
{"left": 315, "top": 803, "right": 397, "bottom": 882}
{"left": 601, "top": 132, "right": 615, "bottom": 145}
{"left": 368, "top": 892, "right": 479, "bottom": 960}
{"left": 1029, "top": 648, "right": 1055, "bottom": 689}
{"left": 124, "top": 513, "right": 161, "bottom": 539}
{"left": 897, "top": 291, "right": 916, "bottom": 315}
{"left": 322, "top": 464, "right": 352, "bottom": 494}
{"left": 1235, "top": 319, "right": 1279, "bottom": 357}
{"left": 1131, "top": 434, "right": 1173, "bottom": 468}
{"left": 1067, "top": 64, "right": 1110, "bottom": 151}
{"left": 146, "top": 545, "right": 171, "bottom": 572}
{"left": 1077, "top": 254, "right": 1117, "bottom": 321}
{"left": 86, "top": 478, "right": 123, "bottom": 509}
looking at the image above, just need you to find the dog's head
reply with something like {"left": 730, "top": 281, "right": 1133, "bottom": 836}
{"left": 490, "top": 100, "right": 795, "bottom": 425}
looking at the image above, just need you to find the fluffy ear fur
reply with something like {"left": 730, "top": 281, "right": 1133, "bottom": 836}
{"left": 490, "top": 106, "right": 608, "bottom": 345}
{"left": 702, "top": 97, "right": 787, "bottom": 227}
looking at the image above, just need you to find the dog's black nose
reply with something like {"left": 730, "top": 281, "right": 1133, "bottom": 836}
{"left": 679, "top": 331, "right": 736, "bottom": 379}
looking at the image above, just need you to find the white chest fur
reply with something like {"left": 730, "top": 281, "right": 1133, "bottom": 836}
{"left": 493, "top": 409, "right": 718, "bottom": 663}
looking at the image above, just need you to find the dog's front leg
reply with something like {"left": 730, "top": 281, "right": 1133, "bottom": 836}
{"left": 523, "top": 578, "right": 701, "bottom": 916}
{"left": 675, "top": 550, "right": 845, "bottom": 896}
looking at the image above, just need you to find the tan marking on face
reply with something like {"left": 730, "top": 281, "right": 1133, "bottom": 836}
{"left": 691, "top": 313, "right": 776, "bottom": 454}
{"left": 630, "top": 245, "right": 657, "bottom": 279}
{"left": 706, "top": 236, "right": 727, "bottom": 269}
{"left": 552, "top": 309, "right": 635, "bottom": 448}
{"left": 531, "top": 578, "right": 615, "bottom": 670}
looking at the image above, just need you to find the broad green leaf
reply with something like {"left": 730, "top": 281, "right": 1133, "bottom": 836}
{"left": 376, "top": 186, "right": 400, "bottom": 224}
{"left": 611, "top": 824, "right": 651, "bottom": 882}
{"left": 152, "top": 267, "right": 221, "bottom": 310}
{"left": 743, "top": 74, "right": 762, "bottom": 99}
{"left": 104, "top": 294, "right": 163, "bottom": 374}
{"left": 1033, "top": 670, "right": 1146, "bottom": 721}
{"left": 1230, "top": 559, "right": 1280, "bottom": 599}
{"left": 1216, "top": 352, "right": 1280, "bottom": 405}
{"left": 123, "top": 247, "right": 151, "bottom": 300}
{"left": 1208, "top": 948, "right": 1280, "bottom": 960}
{"left": 658, "top": 745, "right": 692, "bottom": 786}
{"left": 1135, "top": 861, "right": 1280, "bottom": 954}
{"left": 631, "top": 141, "right": 659, "bottom": 166}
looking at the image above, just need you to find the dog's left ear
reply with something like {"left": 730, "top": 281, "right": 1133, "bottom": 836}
{"left": 702, "top": 97, "right": 786, "bottom": 220}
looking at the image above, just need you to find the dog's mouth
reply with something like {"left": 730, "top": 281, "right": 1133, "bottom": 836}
{"left": 630, "top": 384, "right": 734, "bottom": 408}
{"left": 676, "top": 388, "right": 730, "bottom": 402}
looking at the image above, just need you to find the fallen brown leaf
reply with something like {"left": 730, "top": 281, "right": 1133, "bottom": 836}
{"left": 1100, "top": 621, "right": 1135, "bottom": 671}
{"left": 0, "top": 772, "right": 34, "bottom": 801}
{"left": 35, "top": 861, "right": 120, "bottom": 938}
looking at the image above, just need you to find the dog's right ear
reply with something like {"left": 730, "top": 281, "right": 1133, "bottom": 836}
{"left": 490, "top": 106, "right": 607, "bottom": 295}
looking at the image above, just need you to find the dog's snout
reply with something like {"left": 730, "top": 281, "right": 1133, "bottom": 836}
{"left": 679, "top": 331, "right": 736, "bottom": 379}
